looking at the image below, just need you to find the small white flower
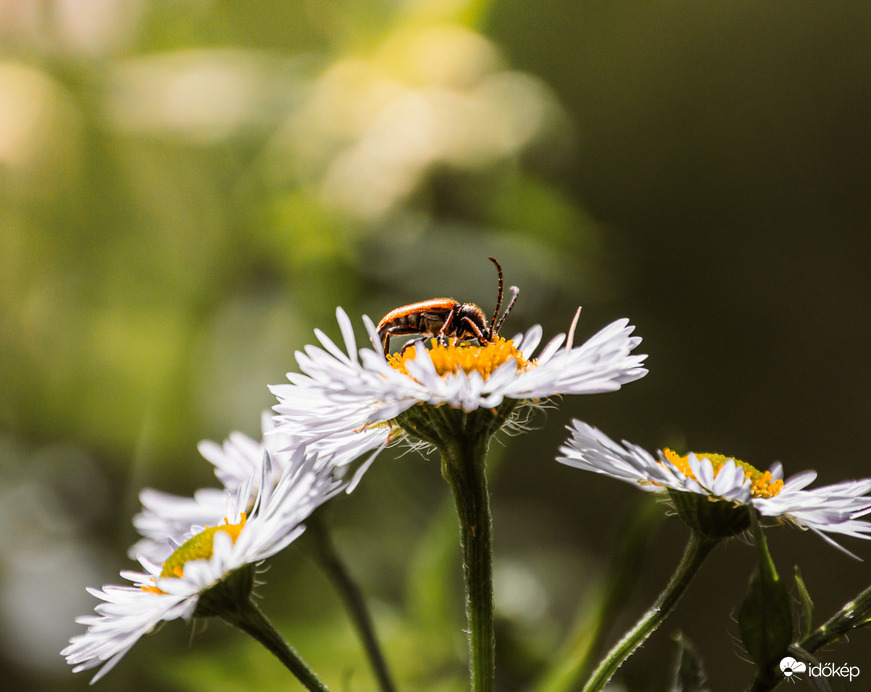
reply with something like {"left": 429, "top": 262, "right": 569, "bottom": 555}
{"left": 64, "top": 444, "right": 343, "bottom": 682}
{"left": 131, "top": 412, "right": 389, "bottom": 562}
{"left": 558, "top": 420, "right": 871, "bottom": 556}
{"left": 270, "top": 307, "right": 647, "bottom": 440}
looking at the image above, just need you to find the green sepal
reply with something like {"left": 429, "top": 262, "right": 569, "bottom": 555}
{"left": 737, "top": 516, "right": 793, "bottom": 668}
{"left": 668, "top": 632, "right": 710, "bottom": 692}
{"left": 394, "top": 399, "right": 518, "bottom": 452}
{"left": 193, "top": 564, "right": 256, "bottom": 619}
{"left": 668, "top": 489, "right": 752, "bottom": 539}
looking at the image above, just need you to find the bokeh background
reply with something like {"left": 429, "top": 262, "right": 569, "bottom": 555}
{"left": 3, "top": 1, "right": 871, "bottom": 690}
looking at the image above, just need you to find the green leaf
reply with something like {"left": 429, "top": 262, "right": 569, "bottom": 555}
{"left": 668, "top": 632, "right": 710, "bottom": 692}
{"left": 793, "top": 566, "right": 815, "bottom": 640}
{"left": 738, "top": 518, "right": 793, "bottom": 668}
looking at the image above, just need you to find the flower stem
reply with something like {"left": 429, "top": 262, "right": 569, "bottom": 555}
{"left": 800, "top": 580, "right": 871, "bottom": 654}
{"left": 219, "top": 596, "right": 330, "bottom": 691}
{"left": 308, "top": 516, "right": 397, "bottom": 692}
{"left": 441, "top": 433, "right": 495, "bottom": 692}
{"left": 582, "top": 530, "right": 718, "bottom": 692}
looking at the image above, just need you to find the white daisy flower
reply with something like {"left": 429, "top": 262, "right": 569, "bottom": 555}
{"left": 64, "top": 444, "right": 343, "bottom": 683}
{"left": 558, "top": 420, "right": 871, "bottom": 555}
{"left": 270, "top": 307, "right": 647, "bottom": 444}
{"left": 131, "top": 412, "right": 389, "bottom": 563}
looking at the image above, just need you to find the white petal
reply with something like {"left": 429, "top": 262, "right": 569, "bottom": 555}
{"left": 336, "top": 307, "right": 359, "bottom": 364}
{"left": 784, "top": 470, "right": 818, "bottom": 491}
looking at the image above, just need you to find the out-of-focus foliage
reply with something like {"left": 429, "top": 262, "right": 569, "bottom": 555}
{"left": 0, "top": 0, "right": 592, "bottom": 459}
{"left": 0, "top": 1, "right": 598, "bottom": 690}
{"left": 3, "top": 0, "right": 871, "bottom": 690}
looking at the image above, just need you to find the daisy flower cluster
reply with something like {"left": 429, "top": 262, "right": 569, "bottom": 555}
{"left": 64, "top": 273, "right": 871, "bottom": 692}
{"left": 65, "top": 295, "right": 649, "bottom": 685}
{"left": 70, "top": 264, "right": 871, "bottom": 692}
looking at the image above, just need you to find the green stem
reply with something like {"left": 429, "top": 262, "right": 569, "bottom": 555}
{"left": 308, "top": 517, "right": 397, "bottom": 692}
{"left": 220, "top": 597, "right": 330, "bottom": 692}
{"left": 441, "top": 434, "right": 495, "bottom": 692}
{"left": 582, "top": 531, "right": 718, "bottom": 692}
{"left": 800, "top": 581, "right": 871, "bottom": 654}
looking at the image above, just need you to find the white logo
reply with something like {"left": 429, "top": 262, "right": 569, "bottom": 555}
{"left": 780, "top": 657, "right": 807, "bottom": 682}
{"left": 780, "top": 656, "right": 861, "bottom": 683}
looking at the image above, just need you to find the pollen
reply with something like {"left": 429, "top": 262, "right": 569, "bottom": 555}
{"left": 662, "top": 449, "right": 784, "bottom": 499}
{"left": 387, "top": 337, "right": 529, "bottom": 380}
{"left": 141, "top": 515, "right": 247, "bottom": 593}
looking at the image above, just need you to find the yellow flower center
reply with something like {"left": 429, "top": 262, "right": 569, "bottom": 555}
{"left": 141, "top": 515, "right": 247, "bottom": 593}
{"left": 662, "top": 449, "right": 783, "bottom": 498}
{"left": 387, "top": 337, "right": 529, "bottom": 380}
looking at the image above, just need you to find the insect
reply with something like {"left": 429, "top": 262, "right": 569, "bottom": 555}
{"left": 377, "top": 257, "right": 519, "bottom": 356}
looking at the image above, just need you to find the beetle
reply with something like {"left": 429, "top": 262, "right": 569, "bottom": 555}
{"left": 376, "top": 257, "right": 519, "bottom": 356}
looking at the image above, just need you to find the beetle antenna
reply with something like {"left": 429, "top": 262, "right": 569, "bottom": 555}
{"left": 488, "top": 257, "right": 503, "bottom": 338}
{"left": 493, "top": 286, "right": 519, "bottom": 336}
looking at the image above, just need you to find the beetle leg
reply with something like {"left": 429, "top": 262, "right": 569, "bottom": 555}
{"left": 460, "top": 316, "right": 489, "bottom": 344}
{"left": 437, "top": 307, "right": 458, "bottom": 347}
{"left": 381, "top": 327, "right": 410, "bottom": 356}
{"left": 399, "top": 337, "right": 429, "bottom": 356}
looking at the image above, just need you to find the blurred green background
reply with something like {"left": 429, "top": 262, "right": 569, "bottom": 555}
{"left": 3, "top": 1, "right": 871, "bottom": 690}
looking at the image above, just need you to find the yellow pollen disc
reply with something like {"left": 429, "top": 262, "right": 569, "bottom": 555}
{"left": 662, "top": 449, "right": 784, "bottom": 499}
{"left": 141, "top": 514, "right": 247, "bottom": 594}
{"left": 387, "top": 337, "right": 529, "bottom": 380}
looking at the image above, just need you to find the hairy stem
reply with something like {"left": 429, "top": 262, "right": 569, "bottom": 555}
{"left": 583, "top": 531, "right": 718, "bottom": 692}
{"left": 441, "top": 434, "right": 495, "bottom": 692}
{"left": 220, "top": 597, "right": 330, "bottom": 691}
